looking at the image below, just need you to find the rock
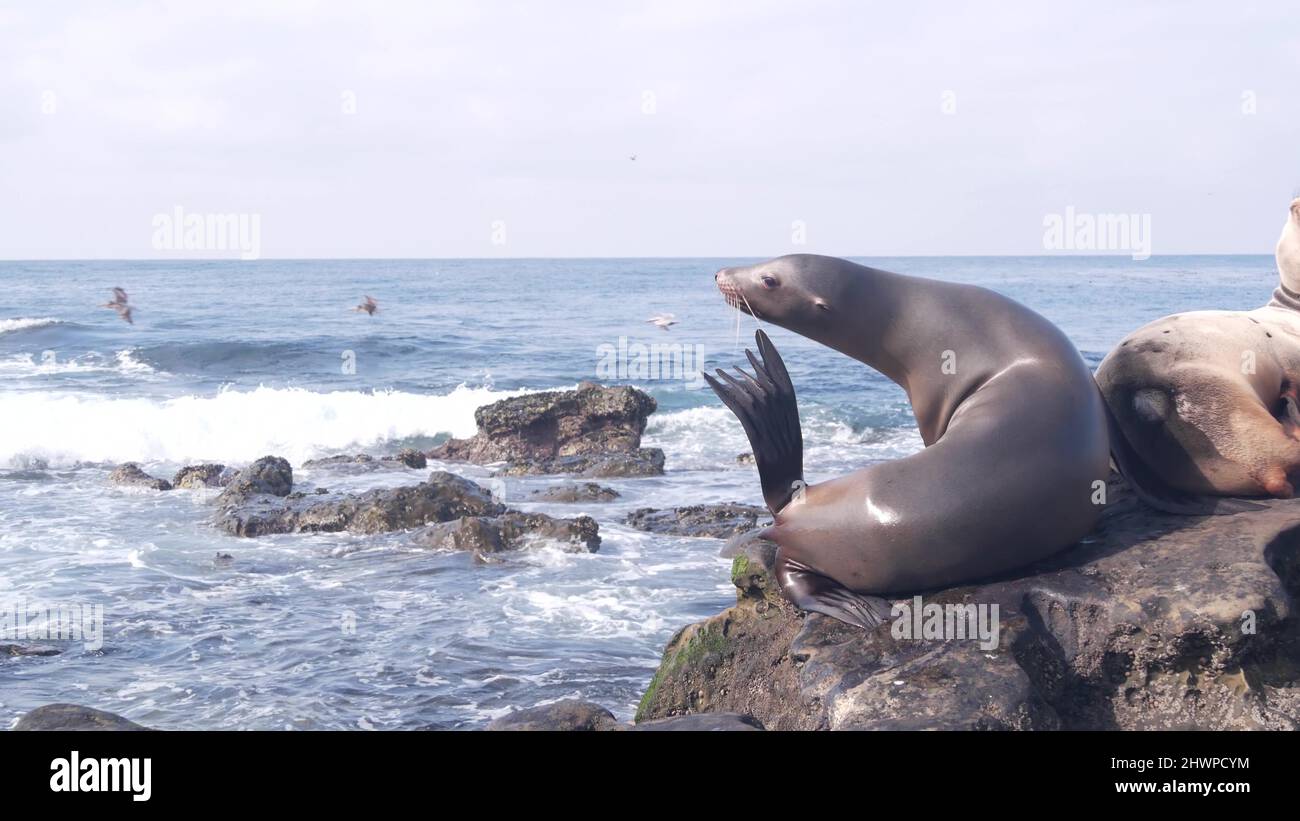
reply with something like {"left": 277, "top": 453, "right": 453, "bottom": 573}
{"left": 302, "top": 449, "right": 427, "bottom": 472}
{"left": 737, "top": 452, "right": 754, "bottom": 464}
{"left": 216, "top": 470, "right": 505, "bottom": 537}
{"left": 495, "top": 449, "right": 665, "bottom": 478}
{"left": 628, "top": 713, "right": 764, "bottom": 731}
{"left": 394, "top": 448, "right": 428, "bottom": 469}
{"left": 428, "top": 384, "right": 661, "bottom": 475}
{"left": 343, "top": 477, "right": 502, "bottom": 534}
{"left": 172, "top": 463, "right": 230, "bottom": 489}
{"left": 486, "top": 699, "right": 618, "bottom": 731}
{"left": 108, "top": 463, "right": 171, "bottom": 491}
{"left": 625, "top": 503, "right": 770, "bottom": 539}
{"left": 412, "top": 512, "right": 600, "bottom": 558}
{"left": 529, "top": 482, "right": 620, "bottom": 503}
{"left": 214, "top": 469, "right": 601, "bottom": 555}
{"left": 14, "top": 704, "right": 150, "bottom": 731}
{"left": 636, "top": 481, "right": 1300, "bottom": 730}
{"left": 1, "top": 643, "right": 61, "bottom": 657}
{"left": 301, "top": 454, "right": 380, "bottom": 469}
{"left": 217, "top": 456, "right": 293, "bottom": 502}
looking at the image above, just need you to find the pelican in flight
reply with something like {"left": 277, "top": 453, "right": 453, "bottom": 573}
{"left": 353, "top": 296, "right": 379, "bottom": 316}
{"left": 101, "top": 287, "right": 133, "bottom": 324}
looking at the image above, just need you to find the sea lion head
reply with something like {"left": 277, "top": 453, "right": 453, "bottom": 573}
{"left": 714, "top": 254, "right": 854, "bottom": 338}
{"left": 1278, "top": 198, "right": 1300, "bottom": 292}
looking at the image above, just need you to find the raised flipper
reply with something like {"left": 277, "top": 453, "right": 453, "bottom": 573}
{"left": 704, "top": 329, "right": 804, "bottom": 515}
{"left": 777, "top": 555, "right": 892, "bottom": 630}
{"left": 1099, "top": 382, "right": 1266, "bottom": 515}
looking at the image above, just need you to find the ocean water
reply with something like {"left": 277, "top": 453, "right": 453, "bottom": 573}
{"left": 0, "top": 255, "right": 1278, "bottom": 729}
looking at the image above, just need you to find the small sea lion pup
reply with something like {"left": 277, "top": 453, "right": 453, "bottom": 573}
{"left": 706, "top": 255, "right": 1111, "bottom": 629}
{"left": 1096, "top": 198, "right": 1300, "bottom": 509}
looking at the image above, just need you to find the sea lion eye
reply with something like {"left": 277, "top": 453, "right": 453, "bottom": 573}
{"left": 761, "top": 276, "right": 778, "bottom": 289}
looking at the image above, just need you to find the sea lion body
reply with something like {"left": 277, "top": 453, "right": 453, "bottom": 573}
{"left": 1096, "top": 200, "right": 1300, "bottom": 499}
{"left": 708, "top": 255, "right": 1110, "bottom": 625}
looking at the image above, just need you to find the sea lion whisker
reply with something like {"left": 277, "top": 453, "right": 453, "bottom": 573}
{"left": 737, "top": 286, "right": 763, "bottom": 324}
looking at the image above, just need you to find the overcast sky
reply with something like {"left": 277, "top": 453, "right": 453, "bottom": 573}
{"left": 1, "top": 1, "right": 1297, "bottom": 259}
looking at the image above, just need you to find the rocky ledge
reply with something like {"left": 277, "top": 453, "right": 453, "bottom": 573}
{"left": 428, "top": 382, "right": 665, "bottom": 477}
{"left": 214, "top": 457, "right": 599, "bottom": 557}
{"left": 485, "top": 699, "right": 763, "bottom": 731}
{"left": 635, "top": 481, "right": 1300, "bottom": 730}
{"left": 625, "top": 503, "right": 770, "bottom": 539}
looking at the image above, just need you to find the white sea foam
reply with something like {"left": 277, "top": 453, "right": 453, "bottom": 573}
{"left": 644, "top": 404, "right": 923, "bottom": 472}
{"left": 0, "top": 349, "right": 157, "bottom": 377}
{"left": 0, "top": 317, "right": 61, "bottom": 335}
{"left": 643, "top": 405, "right": 749, "bottom": 469}
{"left": 0, "top": 383, "right": 530, "bottom": 467}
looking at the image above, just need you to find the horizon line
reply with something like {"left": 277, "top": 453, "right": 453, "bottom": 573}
{"left": 0, "top": 252, "right": 1277, "bottom": 263}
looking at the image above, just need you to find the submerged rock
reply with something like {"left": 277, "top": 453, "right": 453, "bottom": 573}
{"left": 495, "top": 449, "right": 665, "bottom": 478}
{"left": 428, "top": 383, "right": 664, "bottom": 476}
{"left": 302, "top": 449, "right": 427, "bottom": 472}
{"left": 172, "top": 463, "right": 231, "bottom": 489}
{"left": 302, "top": 454, "right": 379, "bottom": 470}
{"left": 529, "top": 482, "right": 621, "bottom": 503}
{"left": 15, "top": 704, "right": 150, "bottom": 731}
{"left": 636, "top": 482, "right": 1300, "bottom": 730}
{"left": 486, "top": 700, "right": 619, "bottom": 731}
{"left": 1, "top": 643, "right": 62, "bottom": 658}
{"left": 412, "top": 511, "right": 600, "bottom": 558}
{"left": 625, "top": 503, "right": 770, "bottom": 539}
{"left": 108, "top": 463, "right": 172, "bottom": 491}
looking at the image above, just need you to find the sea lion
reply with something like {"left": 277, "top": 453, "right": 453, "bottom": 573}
{"left": 1096, "top": 198, "right": 1300, "bottom": 503}
{"left": 706, "top": 254, "right": 1110, "bottom": 629}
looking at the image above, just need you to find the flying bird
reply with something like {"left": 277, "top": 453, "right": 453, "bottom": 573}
{"left": 101, "top": 287, "right": 133, "bottom": 324}
{"left": 646, "top": 313, "right": 676, "bottom": 331}
{"left": 353, "top": 296, "right": 379, "bottom": 316}
{"left": 629, "top": 154, "right": 637, "bottom": 161}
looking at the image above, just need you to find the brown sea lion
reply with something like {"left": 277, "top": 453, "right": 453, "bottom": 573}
{"left": 1097, "top": 199, "right": 1300, "bottom": 504}
{"left": 706, "top": 254, "right": 1110, "bottom": 628}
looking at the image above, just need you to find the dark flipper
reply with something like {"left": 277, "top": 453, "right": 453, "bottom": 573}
{"left": 704, "top": 329, "right": 804, "bottom": 515}
{"left": 1098, "top": 381, "right": 1266, "bottom": 516}
{"left": 777, "top": 555, "right": 891, "bottom": 630}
